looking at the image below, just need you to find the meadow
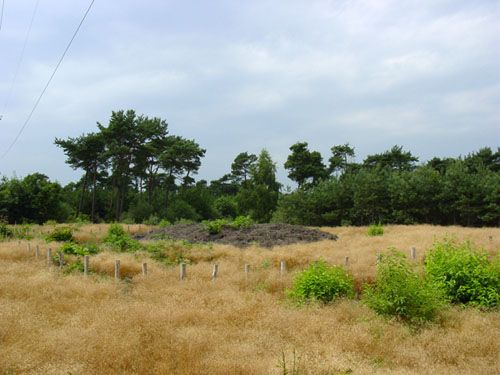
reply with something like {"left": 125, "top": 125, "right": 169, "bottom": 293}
{"left": 0, "top": 224, "right": 499, "bottom": 374}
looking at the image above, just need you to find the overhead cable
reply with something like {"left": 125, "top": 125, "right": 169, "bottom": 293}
{"left": 1, "top": 0, "right": 96, "bottom": 160}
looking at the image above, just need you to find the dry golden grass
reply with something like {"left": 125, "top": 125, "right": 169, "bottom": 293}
{"left": 0, "top": 225, "right": 499, "bottom": 374}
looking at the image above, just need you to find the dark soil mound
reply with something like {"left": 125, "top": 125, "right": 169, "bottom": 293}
{"left": 136, "top": 223, "right": 337, "bottom": 248}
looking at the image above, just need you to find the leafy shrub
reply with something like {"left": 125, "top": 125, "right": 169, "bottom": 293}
{"left": 425, "top": 239, "right": 499, "bottom": 308}
{"left": 229, "top": 215, "right": 255, "bottom": 229}
{"left": 143, "top": 214, "right": 160, "bottom": 226}
{"left": 145, "top": 240, "right": 192, "bottom": 265}
{"left": 367, "top": 223, "right": 384, "bottom": 236}
{"left": 203, "top": 218, "right": 230, "bottom": 235}
{"left": 60, "top": 242, "right": 99, "bottom": 256}
{"left": 363, "top": 250, "right": 445, "bottom": 324}
{"left": 158, "top": 219, "right": 171, "bottom": 228}
{"left": 287, "top": 260, "right": 354, "bottom": 304}
{"left": 12, "top": 224, "right": 34, "bottom": 240}
{"left": 46, "top": 226, "right": 74, "bottom": 242}
{"left": 44, "top": 220, "right": 57, "bottom": 226}
{"left": 0, "top": 221, "right": 13, "bottom": 238}
{"left": 103, "top": 223, "right": 140, "bottom": 252}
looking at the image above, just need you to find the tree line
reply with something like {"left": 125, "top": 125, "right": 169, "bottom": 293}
{"left": 0, "top": 109, "right": 498, "bottom": 227}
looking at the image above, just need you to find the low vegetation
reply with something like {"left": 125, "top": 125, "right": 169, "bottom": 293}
{"left": 425, "top": 238, "right": 499, "bottom": 307}
{"left": 0, "top": 224, "right": 498, "bottom": 374}
{"left": 363, "top": 250, "right": 445, "bottom": 324}
{"left": 287, "top": 260, "right": 354, "bottom": 304}
{"left": 367, "top": 223, "right": 384, "bottom": 236}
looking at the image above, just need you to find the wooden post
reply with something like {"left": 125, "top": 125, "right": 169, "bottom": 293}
{"left": 27, "top": 243, "right": 31, "bottom": 252}
{"left": 47, "top": 248, "right": 52, "bottom": 266}
{"left": 244, "top": 264, "right": 250, "bottom": 277}
{"left": 344, "top": 256, "right": 349, "bottom": 267}
{"left": 115, "top": 260, "right": 120, "bottom": 279}
{"left": 280, "top": 260, "right": 286, "bottom": 275}
{"left": 59, "top": 252, "right": 64, "bottom": 268}
{"left": 83, "top": 255, "right": 89, "bottom": 275}
{"left": 410, "top": 247, "right": 416, "bottom": 260}
{"left": 212, "top": 263, "right": 219, "bottom": 280}
{"left": 142, "top": 262, "right": 148, "bottom": 276}
{"left": 376, "top": 253, "right": 381, "bottom": 264}
{"left": 180, "top": 263, "right": 187, "bottom": 280}
{"left": 35, "top": 245, "right": 40, "bottom": 258}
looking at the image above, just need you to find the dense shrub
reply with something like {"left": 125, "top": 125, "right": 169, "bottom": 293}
{"left": 425, "top": 239, "right": 499, "bottom": 307}
{"left": 46, "top": 226, "right": 74, "bottom": 242}
{"left": 287, "top": 260, "right": 354, "bottom": 304}
{"left": 103, "top": 223, "right": 140, "bottom": 252}
{"left": 367, "top": 223, "right": 384, "bottom": 236}
{"left": 0, "top": 221, "right": 13, "bottom": 238}
{"left": 229, "top": 215, "right": 255, "bottom": 229}
{"left": 60, "top": 242, "right": 99, "bottom": 256}
{"left": 363, "top": 250, "right": 445, "bottom": 324}
{"left": 203, "top": 218, "right": 230, "bottom": 234}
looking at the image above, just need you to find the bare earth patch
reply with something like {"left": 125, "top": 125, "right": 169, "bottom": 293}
{"left": 136, "top": 223, "right": 338, "bottom": 247}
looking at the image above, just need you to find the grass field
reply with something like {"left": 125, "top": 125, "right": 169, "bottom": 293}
{"left": 0, "top": 225, "right": 499, "bottom": 374}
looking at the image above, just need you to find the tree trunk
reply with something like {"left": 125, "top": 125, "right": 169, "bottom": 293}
{"left": 78, "top": 172, "right": 89, "bottom": 216}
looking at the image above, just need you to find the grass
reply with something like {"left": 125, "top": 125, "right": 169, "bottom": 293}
{"left": 0, "top": 224, "right": 499, "bottom": 374}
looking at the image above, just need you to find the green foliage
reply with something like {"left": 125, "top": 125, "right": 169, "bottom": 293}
{"left": 103, "top": 223, "right": 140, "bottom": 252}
{"left": 213, "top": 195, "right": 238, "bottom": 218}
{"left": 425, "top": 239, "right": 499, "bottom": 307}
{"left": 143, "top": 214, "right": 160, "bottom": 226}
{"left": 60, "top": 242, "right": 99, "bottom": 256}
{"left": 203, "top": 218, "right": 230, "bottom": 235}
{"left": 287, "top": 260, "right": 354, "bottom": 304}
{"left": 158, "top": 219, "right": 171, "bottom": 228}
{"left": 46, "top": 226, "right": 74, "bottom": 242}
{"left": 145, "top": 240, "right": 193, "bottom": 266}
{"left": 284, "top": 142, "right": 327, "bottom": 187}
{"left": 367, "top": 223, "right": 384, "bottom": 236}
{"left": 11, "top": 224, "right": 34, "bottom": 240}
{"left": 0, "top": 221, "right": 13, "bottom": 238}
{"left": 363, "top": 250, "right": 445, "bottom": 324}
{"left": 229, "top": 215, "right": 255, "bottom": 229}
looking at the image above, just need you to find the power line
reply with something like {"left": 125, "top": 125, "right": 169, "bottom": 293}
{"left": 1, "top": 0, "right": 40, "bottom": 117}
{"left": 1, "top": 0, "right": 96, "bottom": 160}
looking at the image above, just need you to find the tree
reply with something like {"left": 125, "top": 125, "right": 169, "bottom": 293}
{"left": 55, "top": 132, "right": 106, "bottom": 221}
{"left": 284, "top": 142, "right": 327, "bottom": 187}
{"left": 231, "top": 152, "right": 257, "bottom": 185}
{"left": 237, "top": 149, "right": 281, "bottom": 222}
{"left": 329, "top": 143, "right": 355, "bottom": 175}
{"left": 363, "top": 145, "right": 418, "bottom": 172}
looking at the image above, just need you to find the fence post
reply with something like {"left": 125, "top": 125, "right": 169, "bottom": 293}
{"left": 344, "top": 256, "right": 349, "bottom": 267}
{"left": 280, "top": 260, "right": 286, "bottom": 275}
{"left": 59, "top": 252, "right": 64, "bottom": 268}
{"left": 27, "top": 243, "right": 31, "bottom": 252}
{"left": 244, "top": 264, "right": 250, "bottom": 277}
{"left": 35, "top": 245, "right": 40, "bottom": 258}
{"left": 47, "top": 248, "right": 52, "bottom": 267}
{"left": 212, "top": 263, "right": 219, "bottom": 280}
{"left": 410, "top": 247, "right": 416, "bottom": 260}
{"left": 115, "top": 260, "right": 120, "bottom": 280}
{"left": 83, "top": 255, "right": 89, "bottom": 275}
{"left": 180, "top": 263, "right": 187, "bottom": 280}
{"left": 142, "top": 262, "right": 148, "bottom": 276}
{"left": 376, "top": 253, "right": 381, "bottom": 264}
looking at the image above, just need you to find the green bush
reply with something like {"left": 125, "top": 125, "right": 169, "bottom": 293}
{"left": 0, "top": 221, "right": 13, "bottom": 238}
{"left": 229, "top": 215, "right": 255, "bottom": 229}
{"left": 367, "top": 223, "right": 384, "bottom": 236}
{"left": 103, "top": 223, "right": 140, "bottom": 252}
{"left": 203, "top": 218, "right": 230, "bottom": 235}
{"left": 363, "top": 250, "right": 445, "bottom": 324}
{"left": 425, "top": 239, "right": 499, "bottom": 308}
{"left": 143, "top": 214, "right": 160, "bottom": 226}
{"left": 46, "top": 226, "right": 74, "bottom": 242}
{"left": 287, "top": 260, "right": 354, "bottom": 304}
{"left": 60, "top": 242, "right": 99, "bottom": 256}
{"left": 158, "top": 219, "right": 171, "bottom": 228}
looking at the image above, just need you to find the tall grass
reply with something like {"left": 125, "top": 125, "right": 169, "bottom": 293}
{"left": 0, "top": 225, "right": 498, "bottom": 374}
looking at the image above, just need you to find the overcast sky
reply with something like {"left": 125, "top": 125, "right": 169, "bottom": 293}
{"left": 0, "top": 0, "right": 499, "bottom": 186}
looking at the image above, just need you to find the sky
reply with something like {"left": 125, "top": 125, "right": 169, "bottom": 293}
{"left": 0, "top": 0, "right": 499, "bottom": 187}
